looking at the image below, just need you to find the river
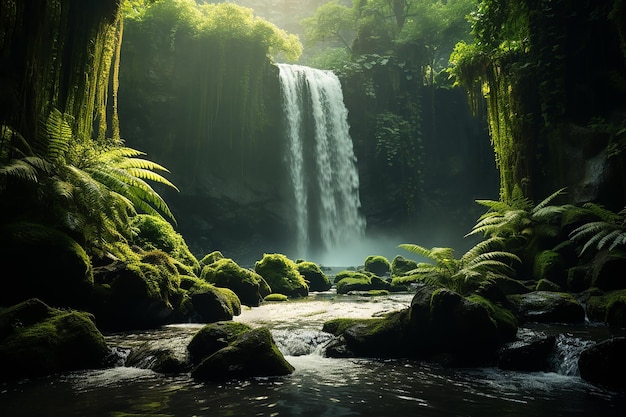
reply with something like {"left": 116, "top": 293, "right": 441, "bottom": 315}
{"left": 1, "top": 290, "right": 624, "bottom": 416}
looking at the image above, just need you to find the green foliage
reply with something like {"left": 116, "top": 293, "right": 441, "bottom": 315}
{"left": 569, "top": 203, "right": 626, "bottom": 255}
{"left": 1, "top": 105, "right": 179, "bottom": 259}
{"left": 126, "top": 0, "right": 302, "bottom": 62}
{"left": 467, "top": 187, "right": 568, "bottom": 242}
{"left": 398, "top": 236, "right": 520, "bottom": 295}
{"left": 301, "top": 1, "right": 355, "bottom": 50}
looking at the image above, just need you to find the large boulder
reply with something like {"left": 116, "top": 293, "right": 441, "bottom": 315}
{"left": 254, "top": 254, "right": 308, "bottom": 298}
{"left": 190, "top": 327, "right": 294, "bottom": 381}
{"left": 187, "top": 321, "right": 252, "bottom": 364}
{"left": 323, "top": 285, "right": 517, "bottom": 365}
{"left": 187, "top": 278, "right": 241, "bottom": 323}
{"left": 578, "top": 337, "right": 626, "bottom": 391}
{"left": 0, "top": 222, "right": 93, "bottom": 309}
{"left": 323, "top": 312, "right": 410, "bottom": 358}
{"left": 507, "top": 291, "right": 586, "bottom": 324}
{"left": 363, "top": 255, "right": 391, "bottom": 276}
{"left": 407, "top": 287, "right": 515, "bottom": 365}
{"left": 390, "top": 255, "right": 418, "bottom": 276}
{"left": 91, "top": 257, "right": 181, "bottom": 330}
{"left": 201, "top": 258, "right": 271, "bottom": 306}
{"left": 296, "top": 261, "right": 331, "bottom": 292}
{"left": 0, "top": 299, "right": 109, "bottom": 381}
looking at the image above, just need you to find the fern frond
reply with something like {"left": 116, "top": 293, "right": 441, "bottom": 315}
{"left": 37, "top": 108, "right": 72, "bottom": 160}
{"left": 399, "top": 243, "right": 435, "bottom": 260}
{"left": 124, "top": 168, "right": 179, "bottom": 191}
{"left": 118, "top": 158, "right": 170, "bottom": 172}
{"left": 533, "top": 187, "right": 566, "bottom": 213}
{"left": 474, "top": 199, "right": 512, "bottom": 214}
{"left": 532, "top": 205, "right": 567, "bottom": 221}
{"left": 569, "top": 221, "right": 610, "bottom": 241}
{"left": 598, "top": 229, "right": 625, "bottom": 250}
{"left": 99, "top": 146, "right": 145, "bottom": 159}
{"left": 582, "top": 203, "right": 619, "bottom": 222}
{"left": 0, "top": 159, "right": 39, "bottom": 182}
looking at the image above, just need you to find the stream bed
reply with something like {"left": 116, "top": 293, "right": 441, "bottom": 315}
{"left": 1, "top": 290, "right": 624, "bottom": 416}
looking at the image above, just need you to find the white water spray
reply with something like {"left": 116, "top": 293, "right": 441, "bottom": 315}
{"left": 278, "top": 64, "right": 366, "bottom": 259}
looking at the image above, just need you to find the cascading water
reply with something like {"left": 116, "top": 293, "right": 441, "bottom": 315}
{"left": 278, "top": 64, "right": 366, "bottom": 259}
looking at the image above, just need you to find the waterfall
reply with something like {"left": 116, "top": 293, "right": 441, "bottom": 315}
{"left": 278, "top": 64, "right": 366, "bottom": 259}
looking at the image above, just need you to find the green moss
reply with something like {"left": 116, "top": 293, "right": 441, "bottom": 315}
{"left": 322, "top": 318, "right": 381, "bottom": 335}
{"left": 391, "top": 255, "right": 418, "bottom": 276}
{"left": 586, "top": 289, "right": 626, "bottom": 326}
{"left": 390, "top": 273, "right": 428, "bottom": 286}
{"left": 533, "top": 250, "right": 565, "bottom": 283}
{"left": 200, "top": 251, "right": 224, "bottom": 266}
{"left": 334, "top": 270, "right": 371, "bottom": 283}
{"left": 264, "top": 293, "right": 288, "bottom": 302}
{"left": 336, "top": 275, "right": 371, "bottom": 294}
{"left": 0, "top": 301, "right": 109, "bottom": 380}
{"left": 296, "top": 261, "right": 331, "bottom": 292}
{"left": 466, "top": 294, "right": 518, "bottom": 340}
{"left": 131, "top": 214, "right": 200, "bottom": 274}
{"left": 201, "top": 258, "right": 270, "bottom": 306}
{"left": 254, "top": 254, "right": 308, "bottom": 298}
{"left": 212, "top": 287, "right": 242, "bottom": 317}
{"left": 187, "top": 321, "right": 252, "bottom": 363}
{"left": 366, "top": 290, "right": 390, "bottom": 296}
{"left": 364, "top": 255, "right": 391, "bottom": 276}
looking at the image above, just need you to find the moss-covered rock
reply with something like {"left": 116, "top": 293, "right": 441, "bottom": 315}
{"left": 200, "top": 250, "right": 224, "bottom": 266}
{"left": 585, "top": 289, "right": 626, "bottom": 326}
{"left": 264, "top": 293, "right": 289, "bottom": 302}
{"left": 364, "top": 255, "right": 391, "bottom": 276}
{"left": 91, "top": 257, "right": 182, "bottom": 331}
{"left": 190, "top": 327, "right": 294, "bottom": 381}
{"left": 324, "top": 285, "right": 516, "bottom": 365}
{"left": 296, "top": 261, "right": 331, "bottom": 292}
{"left": 187, "top": 321, "right": 252, "bottom": 364}
{"left": 201, "top": 258, "right": 271, "bottom": 306}
{"left": 187, "top": 278, "right": 241, "bottom": 322}
{"left": 404, "top": 285, "right": 515, "bottom": 365}
{"left": 131, "top": 214, "right": 200, "bottom": 274}
{"left": 0, "top": 222, "right": 93, "bottom": 308}
{"left": 0, "top": 299, "right": 109, "bottom": 381}
{"left": 533, "top": 250, "right": 567, "bottom": 286}
{"left": 390, "top": 255, "right": 418, "bottom": 276}
{"left": 335, "top": 271, "right": 394, "bottom": 294}
{"left": 254, "top": 253, "right": 308, "bottom": 298}
{"left": 507, "top": 291, "right": 585, "bottom": 324}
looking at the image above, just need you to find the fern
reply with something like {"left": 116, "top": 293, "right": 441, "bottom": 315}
{"left": 398, "top": 236, "right": 520, "bottom": 295}
{"left": 569, "top": 203, "right": 626, "bottom": 255}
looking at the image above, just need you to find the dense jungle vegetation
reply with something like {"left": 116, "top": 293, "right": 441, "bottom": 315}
{"left": 1, "top": 1, "right": 626, "bottom": 384}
